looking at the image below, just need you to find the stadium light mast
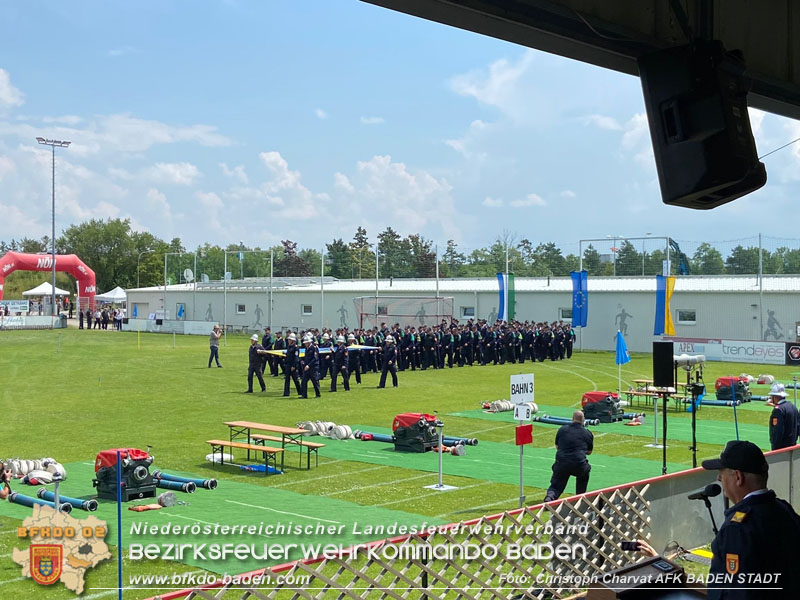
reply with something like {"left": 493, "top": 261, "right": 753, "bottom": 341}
{"left": 36, "top": 137, "right": 71, "bottom": 319}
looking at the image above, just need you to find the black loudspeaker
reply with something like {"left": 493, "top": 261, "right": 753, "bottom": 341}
{"left": 638, "top": 40, "right": 766, "bottom": 209}
{"left": 123, "top": 318, "right": 129, "bottom": 324}
{"left": 653, "top": 342, "right": 674, "bottom": 388}
{"left": 156, "top": 319, "right": 163, "bottom": 325}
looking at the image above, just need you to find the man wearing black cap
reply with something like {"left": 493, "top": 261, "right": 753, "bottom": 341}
{"left": 701, "top": 440, "right": 800, "bottom": 599}
{"left": 767, "top": 383, "right": 799, "bottom": 450}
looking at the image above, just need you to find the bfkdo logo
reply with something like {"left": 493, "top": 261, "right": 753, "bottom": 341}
{"left": 31, "top": 544, "right": 62, "bottom": 585}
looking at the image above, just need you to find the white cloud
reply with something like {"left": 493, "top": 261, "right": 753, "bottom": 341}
{"left": 351, "top": 155, "right": 459, "bottom": 239}
{"left": 360, "top": 116, "right": 384, "bottom": 125}
{"left": 482, "top": 196, "right": 503, "bottom": 207}
{"left": 0, "top": 202, "right": 42, "bottom": 235}
{"left": 445, "top": 119, "right": 490, "bottom": 161}
{"left": 333, "top": 172, "right": 354, "bottom": 192}
{"left": 315, "top": 108, "right": 328, "bottom": 120}
{"left": 560, "top": 189, "right": 576, "bottom": 198}
{"left": 450, "top": 51, "right": 535, "bottom": 117}
{"left": 144, "top": 162, "right": 201, "bottom": 185}
{"left": 0, "top": 114, "right": 232, "bottom": 157}
{"left": 0, "top": 156, "right": 15, "bottom": 180}
{"left": 146, "top": 188, "right": 172, "bottom": 220}
{"left": 219, "top": 162, "right": 248, "bottom": 184}
{"left": 581, "top": 114, "right": 623, "bottom": 131}
{"left": 510, "top": 193, "right": 546, "bottom": 208}
{"left": 41, "top": 115, "right": 82, "bottom": 125}
{"left": 0, "top": 69, "right": 24, "bottom": 107}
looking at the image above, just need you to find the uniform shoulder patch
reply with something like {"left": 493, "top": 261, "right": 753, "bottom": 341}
{"left": 773, "top": 417, "right": 779, "bottom": 426}
{"left": 730, "top": 511, "right": 748, "bottom": 523}
{"left": 726, "top": 554, "right": 739, "bottom": 574}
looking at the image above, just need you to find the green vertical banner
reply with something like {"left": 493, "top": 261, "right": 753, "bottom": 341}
{"left": 508, "top": 272, "right": 515, "bottom": 320}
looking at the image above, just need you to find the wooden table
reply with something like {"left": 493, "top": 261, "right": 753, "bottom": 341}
{"left": 225, "top": 421, "right": 307, "bottom": 471}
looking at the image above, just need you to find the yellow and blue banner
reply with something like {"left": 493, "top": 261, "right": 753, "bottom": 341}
{"left": 496, "top": 273, "right": 515, "bottom": 321}
{"left": 654, "top": 275, "right": 676, "bottom": 336}
{"left": 570, "top": 270, "right": 588, "bottom": 327}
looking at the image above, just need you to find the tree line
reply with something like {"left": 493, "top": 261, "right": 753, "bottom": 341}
{"left": 1, "top": 220, "right": 798, "bottom": 296}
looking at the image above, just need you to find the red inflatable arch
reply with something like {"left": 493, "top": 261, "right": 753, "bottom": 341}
{"left": 0, "top": 251, "right": 96, "bottom": 309}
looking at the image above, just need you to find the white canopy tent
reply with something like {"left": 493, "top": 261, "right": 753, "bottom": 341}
{"left": 22, "top": 282, "right": 71, "bottom": 297}
{"left": 95, "top": 286, "right": 127, "bottom": 304}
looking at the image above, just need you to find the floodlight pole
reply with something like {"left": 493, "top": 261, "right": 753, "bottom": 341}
{"left": 375, "top": 245, "right": 379, "bottom": 324}
{"left": 36, "top": 137, "right": 71, "bottom": 319}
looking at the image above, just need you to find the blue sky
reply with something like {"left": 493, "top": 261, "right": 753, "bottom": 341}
{"left": 0, "top": 0, "right": 798, "bottom": 256}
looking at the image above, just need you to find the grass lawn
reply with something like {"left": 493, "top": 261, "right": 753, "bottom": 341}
{"left": 0, "top": 327, "right": 789, "bottom": 599}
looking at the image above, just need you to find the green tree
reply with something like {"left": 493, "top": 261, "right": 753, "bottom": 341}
{"left": 274, "top": 240, "right": 311, "bottom": 276}
{"left": 441, "top": 239, "right": 465, "bottom": 277}
{"left": 771, "top": 246, "right": 800, "bottom": 274}
{"left": 58, "top": 218, "right": 138, "bottom": 292}
{"left": 725, "top": 245, "right": 760, "bottom": 274}
{"left": 614, "top": 240, "right": 642, "bottom": 276}
{"left": 533, "top": 242, "right": 567, "bottom": 275}
{"left": 406, "top": 234, "right": 436, "bottom": 278}
{"left": 692, "top": 242, "right": 725, "bottom": 274}
{"left": 299, "top": 248, "right": 322, "bottom": 276}
{"left": 349, "top": 227, "right": 375, "bottom": 278}
{"left": 582, "top": 245, "right": 602, "bottom": 275}
{"left": 325, "top": 238, "right": 353, "bottom": 279}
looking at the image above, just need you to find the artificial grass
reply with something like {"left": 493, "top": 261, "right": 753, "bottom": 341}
{"left": 321, "top": 424, "right": 686, "bottom": 488}
{"left": 2, "top": 327, "right": 798, "bottom": 599}
{"left": 449, "top": 407, "right": 773, "bottom": 448}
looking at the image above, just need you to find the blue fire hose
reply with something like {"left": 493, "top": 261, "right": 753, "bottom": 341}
{"left": 153, "top": 471, "right": 217, "bottom": 490}
{"left": 37, "top": 489, "right": 98, "bottom": 511}
{"left": 9, "top": 491, "right": 72, "bottom": 514}
{"left": 155, "top": 479, "right": 196, "bottom": 493}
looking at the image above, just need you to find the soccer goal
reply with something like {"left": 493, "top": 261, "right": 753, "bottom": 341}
{"left": 353, "top": 296, "right": 454, "bottom": 329}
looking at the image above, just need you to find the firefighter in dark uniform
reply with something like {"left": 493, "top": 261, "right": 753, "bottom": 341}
{"left": 261, "top": 327, "right": 273, "bottom": 375}
{"left": 503, "top": 327, "right": 516, "bottom": 364}
{"left": 318, "top": 333, "right": 333, "bottom": 380}
{"left": 347, "top": 334, "right": 362, "bottom": 384}
{"left": 330, "top": 335, "right": 350, "bottom": 392}
{"left": 245, "top": 334, "right": 267, "bottom": 393}
{"left": 701, "top": 440, "right": 800, "bottom": 599}
{"left": 566, "top": 326, "right": 576, "bottom": 359}
{"left": 767, "top": 383, "right": 799, "bottom": 450}
{"left": 272, "top": 330, "right": 285, "bottom": 376}
{"left": 544, "top": 411, "right": 593, "bottom": 501}
{"left": 282, "top": 333, "right": 302, "bottom": 397}
{"left": 300, "top": 334, "right": 321, "bottom": 398}
{"left": 377, "top": 335, "right": 398, "bottom": 388}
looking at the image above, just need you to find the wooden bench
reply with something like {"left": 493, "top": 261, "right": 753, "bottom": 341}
{"left": 206, "top": 440, "right": 284, "bottom": 476}
{"left": 625, "top": 390, "right": 688, "bottom": 412}
{"left": 251, "top": 434, "right": 325, "bottom": 469}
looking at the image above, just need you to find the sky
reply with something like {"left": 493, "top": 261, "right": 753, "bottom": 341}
{"left": 0, "top": 0, "right": 798, "bottom": 257}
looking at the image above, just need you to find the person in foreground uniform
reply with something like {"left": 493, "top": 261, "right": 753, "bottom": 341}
{"left": 766, "top": 383, "right": 799, "bottom": 450}
{"left": 300, "top": 334, "right": 321, "bottom": 398}
{"left": 330, "top": 335, "right": 350, "bottom": 392}
{"left": 377, "top": 335, "right": 398, "bottom": 388}
{"left": 245, "top": 334, "right": 267, "bottom": 393}
{"left": 701, "top": 440, "right": 800, "bottom": 599}
{"left": 282, "top": 333, "right": 302, "bottom": 397}
{"left": 544, "top": 410, "right": 593, "bottom": 501}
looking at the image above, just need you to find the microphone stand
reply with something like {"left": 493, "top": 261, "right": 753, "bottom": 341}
{"left": 704, "top": 496, "right": 719, "bottom": 535}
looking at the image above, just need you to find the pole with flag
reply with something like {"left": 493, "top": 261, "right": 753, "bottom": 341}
{"left": 615, "top": 330, "right": 630, "bottom": 394}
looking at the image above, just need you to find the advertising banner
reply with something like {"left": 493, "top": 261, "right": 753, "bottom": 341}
{"left": 0, "top": 299, "right": 30, "bottom": 313}
{"left": 665, "top": 337, "right": 786, "bottom": 366}
{"left": 786, "top": 342, "right": 800, "bottom": 366}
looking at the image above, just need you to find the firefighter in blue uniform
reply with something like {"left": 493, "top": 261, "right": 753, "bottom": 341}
{"left": 282, "top": 333, "right": 302, "bottom": 397}
{"left": 330, "top": 335, "right": 350, "bottom": 392}
{"left": 768, "top": 383, "right": 800, "bottom": 450}
{"left": 544, "top": 411, "right": 593, "bottom": 501}
{"left": 318, "top": 333, "right": 333, "bottom": 380}
{"left": 701, "top": 440, "right": 800, "bottom": 599}
{"left": 245, "top": 334, "right": 267, "bottom": 393}
{"left": 377, "top": 335, "right": 398, "bottom": 388}
{"left": 261, "top": 327, "right": 273, "bottom": 375}
{"left": 346, "top": 334, "right": 362, "bottom": 385}
{"left": 300, "top": 334, "right": 321, "bottom": 398}
{"left": 272, "top": 330, "right": 285, "bottom": 376}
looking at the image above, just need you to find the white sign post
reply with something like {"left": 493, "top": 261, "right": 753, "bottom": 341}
{"left": 510, "top": 374, "right": 534, "bottom": 507}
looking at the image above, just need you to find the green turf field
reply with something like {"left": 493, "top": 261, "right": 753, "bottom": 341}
{"left": 0, "top": 328, "right": 792, "bottom": 599}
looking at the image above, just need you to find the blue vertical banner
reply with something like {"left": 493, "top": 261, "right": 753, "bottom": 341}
{"left": 496, "top": 273, "right": 508, "bottom": 322}
{"left": 570, "top": 270, "right": 588, "bottom": 327}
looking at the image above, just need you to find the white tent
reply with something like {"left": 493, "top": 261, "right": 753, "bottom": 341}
{"left": 22, "top": 282, "right": 71, "bottom": 297}
{"left": 95, "top": 286, "right": 127, "bottom": 303}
